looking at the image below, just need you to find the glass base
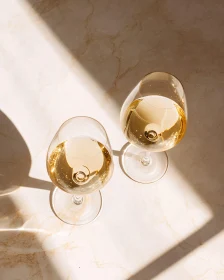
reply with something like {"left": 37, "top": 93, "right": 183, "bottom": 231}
{"left": 121, "top": 143, "right": 168, "bottom": 184}
{"left": 52, "top": 188, "right": 102, "bottom": 225}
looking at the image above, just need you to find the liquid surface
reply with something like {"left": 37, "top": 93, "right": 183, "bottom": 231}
{"left": 121, "top": 95, "right": 187, "bottom": 152}
{"left": 47, "top": 137, "right": 113, "bottom": 194}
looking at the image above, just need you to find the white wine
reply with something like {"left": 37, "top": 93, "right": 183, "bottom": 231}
{"left": 47, "top": 137, "right": 113, "bottom": 195}
{"left": 121, "top": 95, "right": 187, "bottom": 152}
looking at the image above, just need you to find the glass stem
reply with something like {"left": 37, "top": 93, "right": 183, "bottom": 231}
{"left": 72, "top": 195, "right": 83, "bottom": 205}
{"left": 140, "top": 153, "right": 151, "bottom": 166}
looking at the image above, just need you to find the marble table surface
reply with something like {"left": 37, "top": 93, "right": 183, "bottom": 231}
{"left": 0, "top": 0, "right": 224, "bottom": 279}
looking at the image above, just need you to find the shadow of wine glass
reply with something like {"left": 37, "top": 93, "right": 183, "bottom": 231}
{"left": 0, "top": 109, "right": 56, "bottom": 224}
{"left": 0, "top": 110, "right": 52, "bottom": 195}
{"left": 0, "top": 111, "right": 62, "bottom": 279}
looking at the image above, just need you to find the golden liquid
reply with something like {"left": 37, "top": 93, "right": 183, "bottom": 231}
{"left": 121, "top": 95, "right": 187, "bottom": 152}
{"left": 47, "top": 137, "right": 113, "bottom": 195}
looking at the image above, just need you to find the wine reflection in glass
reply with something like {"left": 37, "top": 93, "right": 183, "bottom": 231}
{"left": 120, "top": 72, "right": 187, "bottom": 183}
{"left": 46, "top": 117, "right": 114, "bottom": 225}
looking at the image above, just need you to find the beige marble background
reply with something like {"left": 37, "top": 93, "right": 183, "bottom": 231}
{"left": 0, "top": 0, "right": 224, "bottom": 279}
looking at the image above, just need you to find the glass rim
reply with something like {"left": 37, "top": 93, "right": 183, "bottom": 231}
{"left": 58, "top": 116, "right": 109, "bottom": 137}
{"left": 141, "top": 71, "right": 184, "bottom": 85}
{"left": 141, "top": 71, "right": 185, "bottom": 95}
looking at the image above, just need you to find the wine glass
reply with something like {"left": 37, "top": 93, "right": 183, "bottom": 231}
{"left": 46, "top": 117, "right": 114, "bottom": 225}
{"left": 120, "top": 72, "right": 187, "bottom": 183}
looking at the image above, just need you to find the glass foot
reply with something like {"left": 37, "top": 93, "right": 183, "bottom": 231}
{"left": 121, "top": 143, "right": 168, "bottom": 184}
{"left": 52, "top": 188, "right": 102, "bottom": 225}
